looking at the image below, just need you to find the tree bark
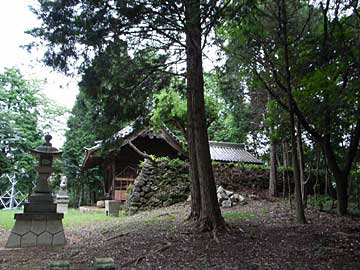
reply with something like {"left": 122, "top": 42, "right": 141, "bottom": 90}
{"left": 297, "top": 121, "right": 306, "bottom": 206}
{"left": 269, "top": 140, "right": 278, "bottom": 197}
{"left": 282, "top": 140, "right": 287, "bottom": 198}
{"left": 289, "top": 109, "right": 306, "bottom": 223}
{"left": 185, "top": 0, "right": 225, "bottom": 232}
{"left": 187, "top": 86, "right": 201, "bottom": 220}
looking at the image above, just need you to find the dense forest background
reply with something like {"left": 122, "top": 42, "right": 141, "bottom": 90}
{"left": 1, "top": 1, "right": 359, "bottom": 227}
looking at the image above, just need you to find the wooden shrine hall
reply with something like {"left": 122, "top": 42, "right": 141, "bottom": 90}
{"left": 81, "top": 121, "right": 186, "bottom": 201}
{"left": 81, "top": 120, "right": 262, "bottom": 201}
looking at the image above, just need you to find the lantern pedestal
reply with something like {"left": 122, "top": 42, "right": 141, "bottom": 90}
{"left": 5, "top": 213, "right": 65, "bottom": 248}
{"left": 5, "top": 135, "right": 65, "bottom": 248}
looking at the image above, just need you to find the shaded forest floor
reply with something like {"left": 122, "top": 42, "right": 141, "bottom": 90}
{"left": 1, "top": 198, "right": 360, "bottom": 270}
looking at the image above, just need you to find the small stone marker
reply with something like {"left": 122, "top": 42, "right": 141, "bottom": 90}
{"left": 95, "top": 257, "right": 115, "bottom": 270}
{"left": 105, "top": 200, "right": 121, "bottom": 217}
{"left": 48, "top": 260, "right": 70, "bottom": 270}
{"left": 56, "top": 175, "right": 70, "bottom": 213}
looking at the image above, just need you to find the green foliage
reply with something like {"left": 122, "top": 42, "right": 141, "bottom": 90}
{"left": 264, "top": 99, "right": 290, "bottom": 143}
{"left": 127, "top": 183, "right": 135, "bottom": 194}
{"left": 150, "top": 75, "right": 224, "bottom": 142}
{"left": 79, "top": 41, "right": 171, "bottom": 139}
{"left": 150, "top": 72, "right": 252, "bottom": 146}
{"left": 0, "top": 68, "right": 50, "bottom": 194}
{"left": 212, "top": 63, "right": 267, "bottom": 151}
{"left": 62, "top": 91, "right": 103, "bottom": 206}
{"left": 150, "top": 82, "right": 187, "bottom": 137}
{"left": 218, "top": 1, "right": 360, "bottom": 214}
{"left": 155, "top": 156, "right": 186, "bottom": 167}
{"left": 212, "top": 161, "right": 268, "bottom": 170}
{"left": 308, "top": 195, "right": 334, "bottom": 211}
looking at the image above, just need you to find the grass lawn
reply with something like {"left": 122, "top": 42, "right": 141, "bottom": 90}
{"left": 0, "top": 208, "right": 124, "bottom": 230}
{"left": 0, "top": 209, "right": 22, "bottom": 230}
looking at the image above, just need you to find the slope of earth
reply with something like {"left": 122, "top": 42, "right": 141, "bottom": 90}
{"left": 0, "top": 199, "right": 359, "bottom": 270}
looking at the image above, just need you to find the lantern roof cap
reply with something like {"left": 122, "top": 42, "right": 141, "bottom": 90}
{"left": 31, "top": 134, "right": 62, "bottom": 156}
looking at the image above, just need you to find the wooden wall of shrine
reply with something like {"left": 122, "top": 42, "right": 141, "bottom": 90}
{"left": 103, "top": 136, "right": 184, "bottom": 201}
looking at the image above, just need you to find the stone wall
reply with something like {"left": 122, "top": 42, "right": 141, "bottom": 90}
{"left": 213, "top": 162, "right": 326, "bottom": 195}
{"left": 127, "top": 158, "right": 190, "bottom": 214}
{"left": 127, "top": 159, "right": 324, "bottom": 213}
{"left": 213, "top": 163, "right": 270, "bottom": 192}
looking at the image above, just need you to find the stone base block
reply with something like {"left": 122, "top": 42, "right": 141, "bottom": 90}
{"left": 56, "top": 202, "right": 69, "bottom": 214}
{"left": 24, "top": 202, "right": 57, "bottom": 213}
{"left": 105, "top": 200, "right": 121, "bottom": 217}
{"left": 5, "top": 213, "right": 66, "bottom": 248}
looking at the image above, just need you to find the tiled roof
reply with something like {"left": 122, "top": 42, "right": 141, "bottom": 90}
{"left": 84, "top": 122, "right": 137, "bottom": 153}
{"left": 113, "top": 125, "right": 135, "bottom": 141}
{"left": 82, "top": 121, "right": 185, "bottom": 168}
{"left": 82, "top": 124, "right": 262, "bottom": 167}
{"left": 209, "top": 141, "right": 262, "bottom": 164}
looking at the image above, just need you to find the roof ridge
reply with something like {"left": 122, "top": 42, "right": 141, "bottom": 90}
{"left": 209, "top": 141, "right": 245, "bottom": 149}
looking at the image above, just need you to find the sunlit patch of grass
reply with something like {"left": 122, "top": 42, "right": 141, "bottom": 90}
{"left": 62, "top": 209, "right": 125, "bottom": 227}
{"left": 0, "top": 208, "right": 125, "bottom": 230}
{"left": 0, "top": 209, "right": 21, "bottom": 229}
{"left": 223, "top": 211, "right": 256, "bottom": 220}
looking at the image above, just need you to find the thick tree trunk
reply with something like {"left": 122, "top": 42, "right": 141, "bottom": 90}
{"left": 269, "top": 140, "right": 278, "bottom": 197}
{"left": 185, "top": 0, "right": 225, "bottom": 232}
{"left": 332, "top": 169, "right": 349, "bottom": 215}
{"left": 187, "top": 87, "right": 201, "bottom": 220}
{"left": 336, "top": 174, "right": 349, "bottom": 215}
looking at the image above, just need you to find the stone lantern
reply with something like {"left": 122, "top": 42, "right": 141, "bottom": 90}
{"left": 6, "top": 134, "right": 66, "bottom": 248}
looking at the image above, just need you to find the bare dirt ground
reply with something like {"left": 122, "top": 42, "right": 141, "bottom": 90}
{"left": 1, "top": 198, "right": 360, "bottom": 270}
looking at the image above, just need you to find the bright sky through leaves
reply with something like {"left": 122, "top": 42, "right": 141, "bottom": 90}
{"left": 0, "top": 0, "right": 79, "bottom": 146}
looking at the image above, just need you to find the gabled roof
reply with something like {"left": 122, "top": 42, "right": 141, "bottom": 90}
{"left": 209, "top": 141, "right": 262, "bottom": 164}
{"left": 81, "top": 120, "right": 185, "bottom": 169}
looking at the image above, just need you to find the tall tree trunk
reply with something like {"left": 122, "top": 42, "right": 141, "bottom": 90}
{"left": 282, "top": 140, "right": 287, "bottom": 198}
{"left": 297, "top": 121, "right": 306, "bottom": 206}
{"left": 281, "top": 0, "right": 306, "bottom": 224}
{"left": 357, "top": 174, "right": 360, "bottom": 211}
{"left": 284, "top": 140, "right": 292, "bottom": 207}
{"left": 185, "top": 0, "right": 225, "bottom": 232}
{"left": 324, "top": 166, "right": 328, "bottom": 195}
{"left": 289, "top": 111, "right": 306, "bottom": 223}
{"left": 315, "top": 145, "right": 320, "bottom": 200}
{"left": 187, "top": 86, "right": 201, "bottom": 220}
{"left": 269, "top": 139, "right": 278, "bottom": 197}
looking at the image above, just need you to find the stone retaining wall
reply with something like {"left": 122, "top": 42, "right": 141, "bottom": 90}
{"left": 127, "top": 158, "right": 190, "bottom": 213}
{"left": 127, "top": 159, "right": 323, "bottom": 213}
{"left": 213, "top": 163, "right": 269, "bottom": 192}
